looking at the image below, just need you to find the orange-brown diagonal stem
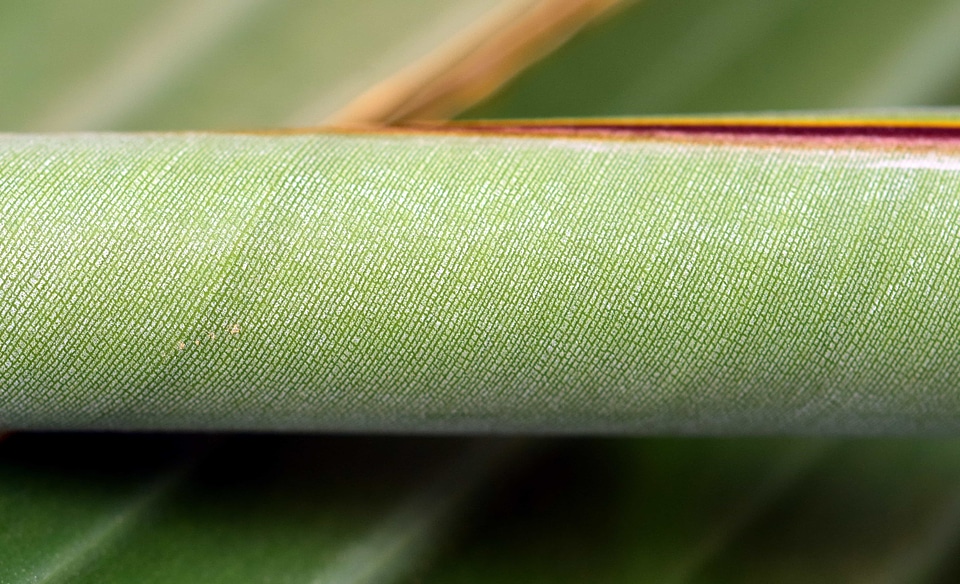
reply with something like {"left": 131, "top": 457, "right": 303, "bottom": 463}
{"left": 329, "top": 0, "right": 626, "bottom": 126}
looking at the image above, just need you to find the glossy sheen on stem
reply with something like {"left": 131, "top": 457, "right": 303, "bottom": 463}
{"left": 2, "top": 130, "right": 960, "bottom": 433}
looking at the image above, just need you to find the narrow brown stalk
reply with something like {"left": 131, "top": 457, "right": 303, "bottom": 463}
{"left": 329, "top": 0, "right": 625, "bottom": 125}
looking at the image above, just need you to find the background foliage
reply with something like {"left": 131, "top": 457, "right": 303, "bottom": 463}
{"left": 5, "top": 0, "right": 960, "bottom": 581}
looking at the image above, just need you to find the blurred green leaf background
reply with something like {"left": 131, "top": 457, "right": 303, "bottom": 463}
{"left": 5, "top": 0, "right": 960, "bottom": 581}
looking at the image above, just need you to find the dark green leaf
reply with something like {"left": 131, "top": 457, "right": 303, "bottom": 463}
{"left": 465, "top": 0, "right": 960, "bottom": 118}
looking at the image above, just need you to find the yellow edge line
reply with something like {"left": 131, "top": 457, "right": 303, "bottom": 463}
{"left": 447, "top": 117, "right": 960, "bottom": 129}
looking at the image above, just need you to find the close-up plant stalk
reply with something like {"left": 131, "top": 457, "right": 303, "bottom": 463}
{"left": 5, "top": 0, "right": 960, "bottom": 581}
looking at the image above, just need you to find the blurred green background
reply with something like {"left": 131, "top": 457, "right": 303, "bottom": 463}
{"left": 5, "top": 0, "right": 960, "bottom": 581}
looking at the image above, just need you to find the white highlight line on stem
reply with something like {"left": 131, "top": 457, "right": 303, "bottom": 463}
{"left": 869, "top": 156, "right": 960, "bottom": 172}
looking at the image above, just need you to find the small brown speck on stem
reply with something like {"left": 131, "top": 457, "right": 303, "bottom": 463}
{"left": 230, "top": 324, "right": 241, "bottom": 335}
{"left": 176, "top": 341, "right": 186, "bottom": 351}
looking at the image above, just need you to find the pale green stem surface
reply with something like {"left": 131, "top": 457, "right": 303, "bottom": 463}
{"left": 2, "top": 130, "right": 960, "bottom": 432}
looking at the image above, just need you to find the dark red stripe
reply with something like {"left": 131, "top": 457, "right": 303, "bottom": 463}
{"left": 457, "top": 123, "right": 960, "bottom": 139}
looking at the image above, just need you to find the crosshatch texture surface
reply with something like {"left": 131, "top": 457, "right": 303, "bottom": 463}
{"left": 2, "top": 130, "right": 960, "bottom": 433}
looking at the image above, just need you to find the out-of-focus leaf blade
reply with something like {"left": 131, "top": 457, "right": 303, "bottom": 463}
{"left": 419, "top": 439, "right": 960, "bottom": 584}
{"left": 695, "top": 441, "right": 960, "bottom": 584}
{"left": 0, "top": 0, "right": 506, "bottom": 132}
{"left": 0, "top": 433, "right": 512, "bottom": 583}
{"left": 463, "top": 0, "right": 960, "bottom": 119}
{"left": 4, "top": 119, "right": 960, "bottom": 432}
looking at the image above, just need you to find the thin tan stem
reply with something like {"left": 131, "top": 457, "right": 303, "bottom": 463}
{"left": 329, "top": 0, "right": 627, "bottom": 126}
